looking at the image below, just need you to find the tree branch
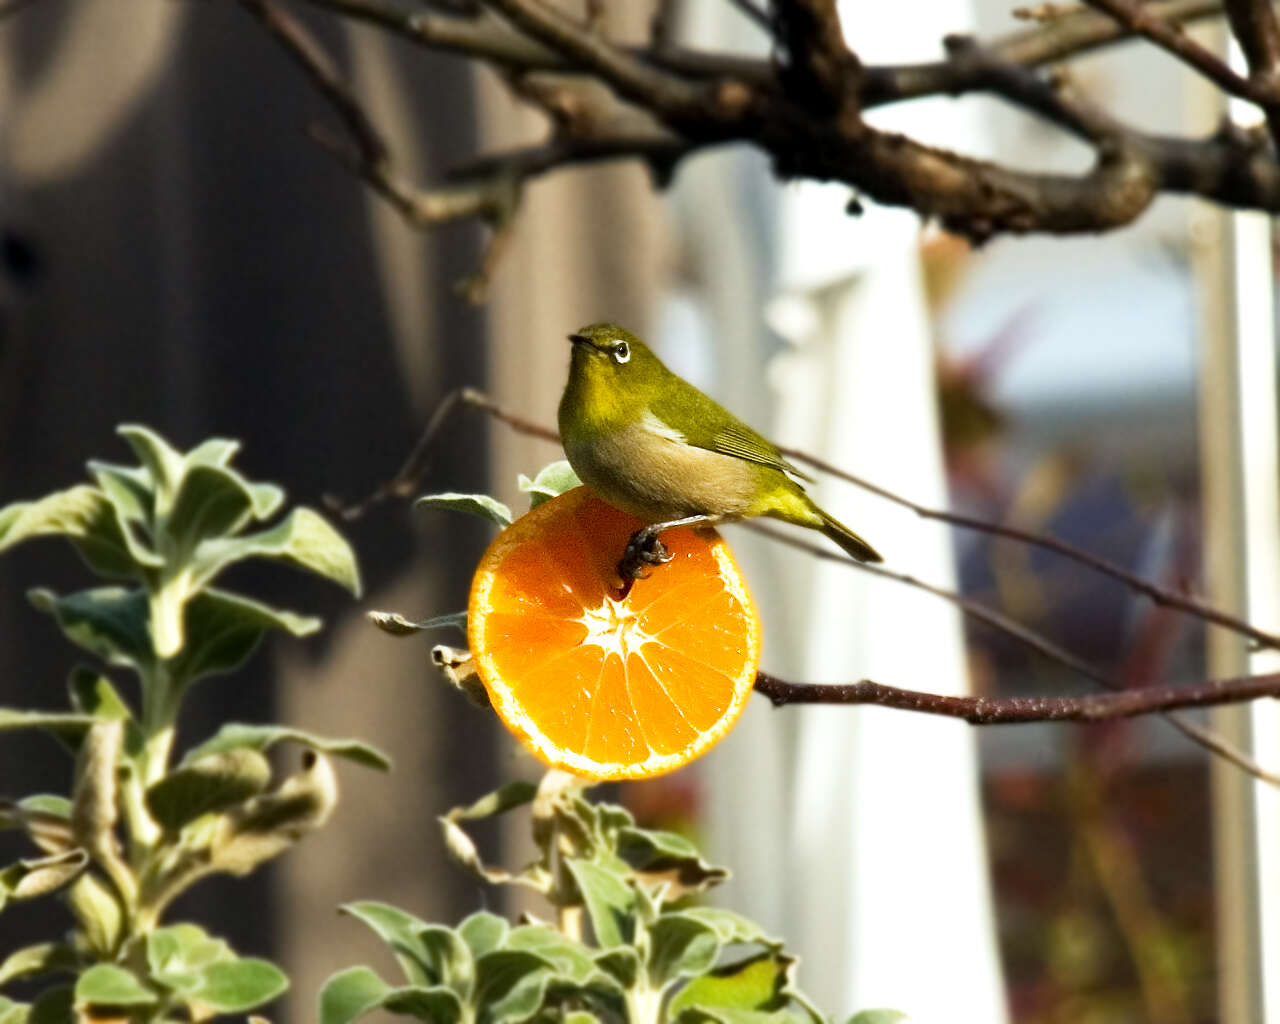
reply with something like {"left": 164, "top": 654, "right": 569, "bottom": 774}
{"left": 749, "top": 522, "right": 1280, "bottom": 785}
{"left": 238, "top": 0, "right": 387, "bottom": 163}
{"left": 1083, "top": 0, "right": 1265, "bottom": 99}
{"left": 1223, "top": 0, "right": 1280, "bottom": 146}
{"left": 480, "top": 0, "right": 717, "bottom": 121}
{"left": 726, "top": 0, "right": 771, "bottom": 32}
{"left": 775, "top": 443, "right": 1280, "bottom": 651}
{"left": 753, "top": 669, "right": 1280, "bottom": 719}
{"left": 769, "top": 0, "right": 864, "bottom": 127}
{"left": 238, "top": 0, "right": 528, "bottom": 299}
{"left": 258, "top": 0, "right": 1280, "bottom": 247}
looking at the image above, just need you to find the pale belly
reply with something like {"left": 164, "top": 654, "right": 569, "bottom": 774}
{"left": 564, "top": 421, "right": 759, "bottom": 524}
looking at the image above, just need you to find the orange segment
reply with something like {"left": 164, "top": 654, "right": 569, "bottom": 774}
{"left": 467, "top": 487, "right": 761, "bottom": 780}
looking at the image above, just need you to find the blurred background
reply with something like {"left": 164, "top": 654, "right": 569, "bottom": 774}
{"left": 1, "top": 1, "right": 1277, "bottom": 1022}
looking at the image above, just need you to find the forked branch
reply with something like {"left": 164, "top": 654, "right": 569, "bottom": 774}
{"left": 209, "top": 0, "right": 1280, "bottom": 287}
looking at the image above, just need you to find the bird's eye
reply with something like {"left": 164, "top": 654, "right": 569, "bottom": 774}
{"left": 613, "top": 342, "right": 630, "bottom": 364}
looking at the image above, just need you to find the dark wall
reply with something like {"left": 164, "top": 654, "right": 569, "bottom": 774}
{"left": 0, "top": 0, "right": 495, "bottom": 968}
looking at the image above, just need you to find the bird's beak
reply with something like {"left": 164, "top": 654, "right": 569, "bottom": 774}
{"left": 568, "top": 333, "right": 591, "bottom": 349}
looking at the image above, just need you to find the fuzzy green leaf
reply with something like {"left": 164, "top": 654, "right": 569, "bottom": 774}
{"left": 0, "top": 709, "right": 96, "bottom": 741}
{"left": 339, "top": 903, "right": 435, "bottom": 985}
{"left": 675, "top": 1010, "right": 811, "bottom": 1024}
{"left": 67, "top": 668, "right": 133, "bottom": 722}
{"left": 146, "top": 748, "right": 272, "bottom": 831}
{"left": 71, "top": 720, "right": 122, "bottom": 862}
{"left": 190, "top": 959, "right": 288, "bottom": 1013}
{"left": 0, "top": 486, "right": 136, "bottom": 577}
{"left": 184, "top": 437, "right": 240, "bottom": 469}
{"left": 415, "top": 493, "right": 512, "bottom": 528}
{"left": 437, "top": 782, "right": 539, "bottom": 887}
{"left": 0, "top": 997, "right": 27, "bottom": 1024}
{"left": 18, "top": 795, "right": 72, "bottom": 818}
{"left": 417, "top": 927, "right": 472, "bottom": 993}
{"left": 680, "top": 908, "right": 777, "bottom": 948}
{"left": 210, "top": 752, "right": 337, "bottom": 875}
{"left": 381, "top": 985, "right": 464, "bottom": 1023}
{"left": 0, "top": 850, "right": 89, "bottom": 903}
{"left": 249, "top": 484, "right": 286, "bottom": 519}
{"left": 517, "top": 463, "right": 581, "bottom": 508}
{"left": 26, "top": 986, "right": 71, "bottom": 1024}
{"left": 147, "top": 924, "right": 234, "bottom": 987}
{"left": 566, "top": 860, "right": 635, "bottom": 949}
{"left": 0, "top": 797, "right": 74, "bottom": 855}
{"left": 647, "top": 913, "right": 721, "bottom": 985}
{"left": 667, "top": 953, "right": 794, "bottom": 1020}
{"left": 368, "top": 611, "right": 466, "bottom": 638}
{"left": 458, "top": 913, "right": 509, "bottom": 960}
{"left": 65, "top": 874, "right": 123, "bottom": 956}
{"left": 618, "top": 827, "right": 729, "bottom": 895}
{"left": 75, "top": 964, "right": 157, "bottom": 1006}
{"left": 168, "top": 589, "right": 321, "bottom": 688}
{"left": 194, "top": 507, "right": 361, "bottom": 596}
{"left": 185, "top": 723, "right": 390, "bottom": 772}
{"left": 318, "top": 967, "right": 391, "bottom": 1024}
{"left": 471, "top": 950, "right": 553, "bottom": 1023}
{"left": 593, "top": 948, "right": 640, "bottom": 989}
{"left": 67, "top": 668, "right": 142, "bottom": 758}
{"left": 117, "top": 425, "right": 185, "bottom": 500}
{"left": 444, "top": 781, "right": 538, "bottom": 823}
{"left": 165, "top": 464, "right": 257, "bottom": 557}
{"left": 845, "top": 1012, "right": 909, "bottom": 1024}
{"left": 87, "top": 462, "right": 161, "bottom": 567}
{"left": 505, "top": 926, "right": 596, "bottom": 984}
{"left": 27, "top": 587, "right": 151, "bottom": 672}
{"left": 0, "top": 944, "right": 79, "bottom": 989}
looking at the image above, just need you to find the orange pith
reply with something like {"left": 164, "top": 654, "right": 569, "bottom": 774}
{"left": 467, "top": 487, "right": 761, "bottom": 780}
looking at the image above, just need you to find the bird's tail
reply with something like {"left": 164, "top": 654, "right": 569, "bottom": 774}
{"left": 818, "top": 509, "right": 883, "bottom": 563}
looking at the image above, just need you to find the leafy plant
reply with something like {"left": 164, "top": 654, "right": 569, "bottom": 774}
{"left": 320, "top": 772, "right": 841, "bottom": 1024}
{"left": 347, "top": 462, "right": 902, "bottom": 1024}
{"left": 0, "top": 426, "right": 387, "bottom": 1021}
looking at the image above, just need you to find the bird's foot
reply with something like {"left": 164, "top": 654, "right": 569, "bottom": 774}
{"left": 617, "top": 527, "right": 672, "bottom": 584}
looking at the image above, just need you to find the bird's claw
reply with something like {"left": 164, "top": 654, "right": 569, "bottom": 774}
{"left": 617, "top": 528, "right": 671, "bottom": 583}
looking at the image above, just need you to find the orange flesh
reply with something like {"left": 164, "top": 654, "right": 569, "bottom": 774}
{"left": 468, "top": 487, "right": 761, "bottom": 780}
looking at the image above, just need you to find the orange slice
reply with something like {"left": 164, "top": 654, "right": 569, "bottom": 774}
{"left": 467, "top": 487, "right": 761, "bottom": 780}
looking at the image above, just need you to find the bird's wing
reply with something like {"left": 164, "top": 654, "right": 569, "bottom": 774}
{"left": 649, "top": 381, "right": 814, "bottom": 483}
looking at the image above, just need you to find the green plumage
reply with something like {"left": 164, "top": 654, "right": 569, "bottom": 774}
{"left": 558, "top": 322, "right": 882, "bottom": 564}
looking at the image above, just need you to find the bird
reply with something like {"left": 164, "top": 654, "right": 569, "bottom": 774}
{"left": 557, "top": 322, "right": 882, "bottom": 581}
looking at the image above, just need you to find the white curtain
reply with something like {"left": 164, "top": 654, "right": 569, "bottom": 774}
{"left": 669, "top": 3, "right": 1007, "bottom": 1020}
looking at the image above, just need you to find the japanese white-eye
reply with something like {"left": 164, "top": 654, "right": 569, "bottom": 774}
{"left": 558, "top": 323, "right": 882, "bottom": 579}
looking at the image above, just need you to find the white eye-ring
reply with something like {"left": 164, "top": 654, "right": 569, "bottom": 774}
{"left": 613, "top": 342, "right": 631, "bottom": 363}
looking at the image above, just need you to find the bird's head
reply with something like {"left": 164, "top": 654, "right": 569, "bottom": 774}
{"left": 565, "top": 323, "right": 665, "bottom": 409}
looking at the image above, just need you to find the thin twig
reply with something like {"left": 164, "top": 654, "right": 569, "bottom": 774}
{"left": 481, "top": 0, "right": 712, "bottom": 120}
{"left": 752, "top": 669, "right": 1280, "bottom": 719}
{"left": 1083, "top": 0, "right": 1265, "bottom": 101}
{"left": 726, "top": 0, "right": 772, "bottom": 32}
{"left": 323, "top": 389, "right": 469, "bottom": 520}
{"left": 240, "top": 0, "right": 527, "bottom": 294}
{"left": 776, "top": 445, "right": 1280, "bottom": 651}
{"left": 748, "top": 523, "right": 1280, "bottom": 785}
{"left": 237, "top": 0, "right": 388, "bottom": 164}
{"left": 1223, "top": 0, "right": 1280, "bottom": 147}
